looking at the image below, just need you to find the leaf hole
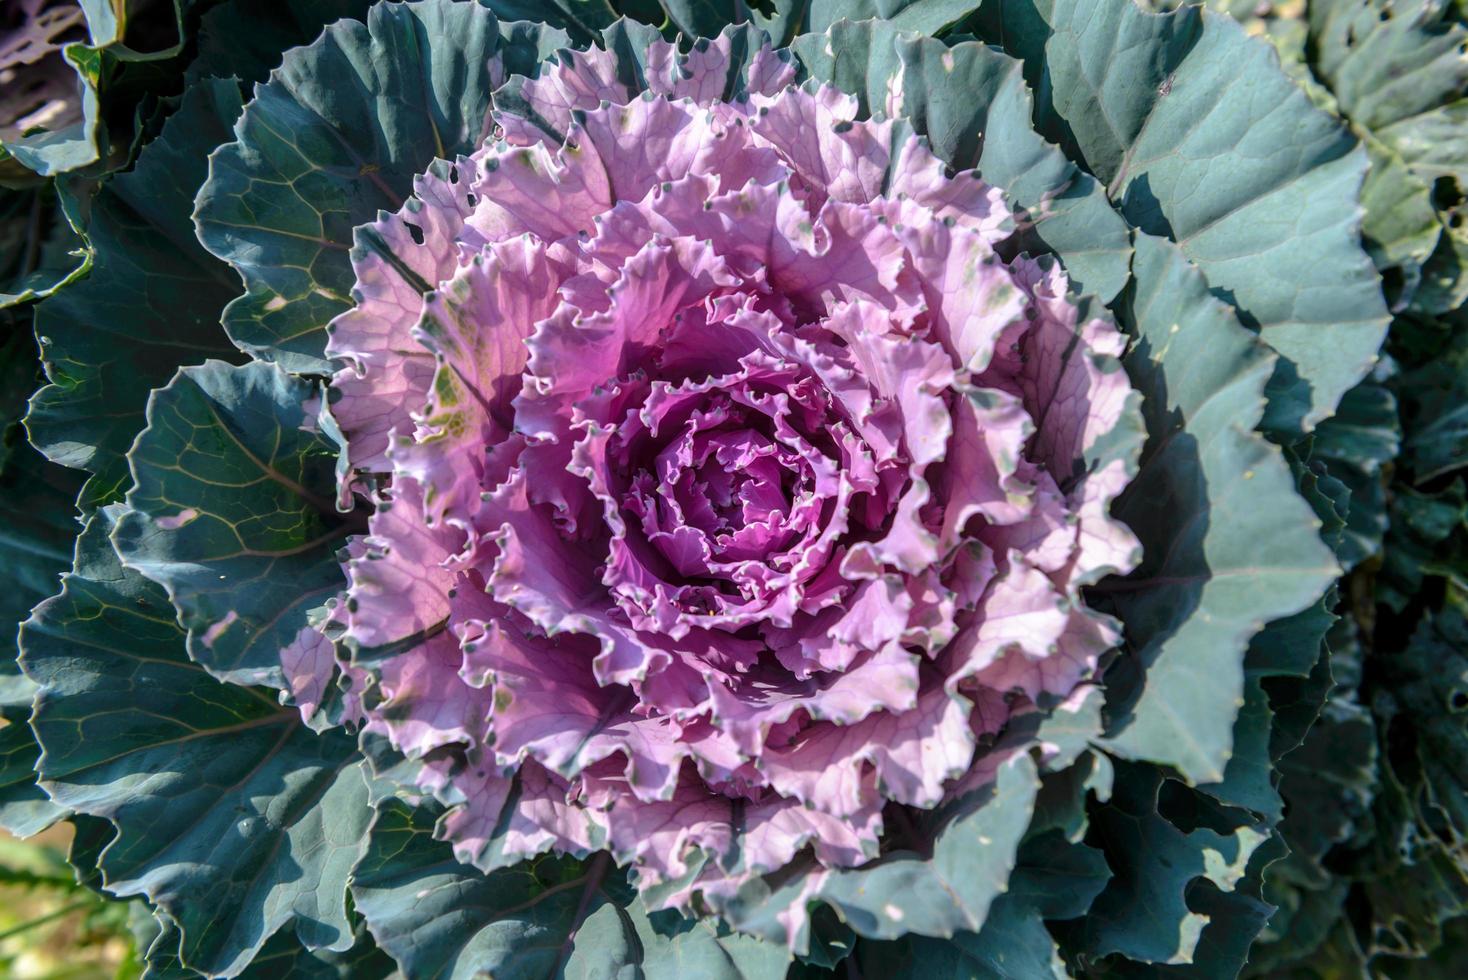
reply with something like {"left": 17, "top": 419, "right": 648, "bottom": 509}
{"left": 406, "top": 222, "right": 425, "bottom": 246}
{"left": 1433, "top": 176, "right": 1465, "bottom": 211}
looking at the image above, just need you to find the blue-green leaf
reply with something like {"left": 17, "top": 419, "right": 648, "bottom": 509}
{"left": 194, "top": 0, "right": 569, "bottom": 372}
{"left": 658, "top": 0, "right": 753, "bottom": 37}
{"left": 26, "top": 77, "right": 245, "bottom": 506}
{"left": 810, "top": 0, "right": 982, "bottom": 34}
{"left": 0, "top": 188, "right": 88, "bottom": 309}
{"left": 1312, "top": 380, "right": 1399, "bottom": 569}
{"left": 1101, "top": 235, "right": 1339, "bottom": 783}
{"left": 982, "top": 0, "right": 1389, "bottom": 436}
{"left": 354, "top": 801, "right": 788, "bottom": 979}
{"left": 857, "top": 831, "right": 1110, "bottom": 978}
{"left": 143, "top": 911, "right": 396, "bottom": 980}
{"left": 0, "top": 720, "right": 65, "bottom": 837}
{"left": 113, "top": 360, "right": 355, "bottom": 688}
{"left": 20, "top": 507, "right": 371, "bottom": 977}
{"left": 1080, "top": 763, "right": 1274, "bottom": 969}
{"left": 722, "top": 748, "right": 1040, "bottom": 951}
{"left": 0, "top": 320, "right": 84, "bottom": 722}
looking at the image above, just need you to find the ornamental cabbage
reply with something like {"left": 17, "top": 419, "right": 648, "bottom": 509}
{"left": 4, "top": 0, "right": 1446, "bottom": 976}
{"left": 314, "top": 29, "right": 1140, "bottom": 919}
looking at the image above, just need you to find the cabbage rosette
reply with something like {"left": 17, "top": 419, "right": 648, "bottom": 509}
{"left": 10, "top": 0, "right": 1391, "bottom": 974}
{"left": 316, "top": 26, "right": 1140, "bottom": 925}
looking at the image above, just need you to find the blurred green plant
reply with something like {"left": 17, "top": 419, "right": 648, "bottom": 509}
{"left": 0, "top": 818, "right": 141, "bottom": 979}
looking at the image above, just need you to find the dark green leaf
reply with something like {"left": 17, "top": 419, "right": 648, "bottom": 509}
{"left": 26, "top": 78, "right": 245, "bottom": 506}
{"left": 1313, "top": 380, "right": 1399, "bottom": 569}
{"left": 659, "top": 0, "right": 753, "bottom": 36}
{"left": 1397, "top": 323, "right": 1468, "bottom": 483}
{"left": 0, "top": 187, "right": 88, "bottom": 308}
{"left": 1380, "top": 481, "right": 1468, "bottom": 613}
{"left": 1080, "top": 763, "right": 1272, "bottom": 968}
{"left": 144, "top": 911, "right": 397, "bottom": 980}
{"left": 194, "top": 0, "right": 569, "bottom": 372}
{"left": 1194, "top": 677, "right": 1279, "bottom": 824}
{"left": 20, "top": 507, "right": 371, "bottom": 977}
{"left": 113, "top": 360, "right": 356, "bottom": 688}
{"left": 984, "top": 0, "right": 1389, "bottom": 436}
{"left": 809, "top": 0, "right": 981, "bottom": 33}
{"left": 1102, "top": 235, "right": 1339, "bottom": 783}
{"left": 0, "top": 321, "right": 84, "bottom": 717}
{"left": 481, "top": 1, "right": 620, "bottom": 43}
{"left": 188, "top": 1, "right": 377, "bottom": 86}
{"left": 354, "top": 803, "right": 631, "bottom": 979}
{"left": 0, "top": 720, "right": 65, "bottom": 837}
{"left": 750, "top": 0, "right": 812, "bottom": 47}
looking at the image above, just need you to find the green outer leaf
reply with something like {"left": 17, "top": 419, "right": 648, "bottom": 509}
{"left": 144, "top": 911, "right": 397, "bottom": 980}
{"left": 1, "top": 40, "right": 103, "bottom": 177}
{"left": 810, "top": 0, "right": 981, "bottom": 33}
{"left": 1309, "top": 0, "right": 1468, "bottom": 134}
{"left": 187, "top": 1, "right": 377, "bottom": 85}
{"left": 2, "top": 0, "right": 214, "bottom": 179}
{"left": 1341, "top": 636, "right": 1468, "bottom": 964}
{"left": 0, "top": 187, "right": 89, "bottom": 309}
{"left": 0, "top": 720, "right": 66, "bottom": 837}
{"left": 1195, "top": 456, "right": 1347, "bottom": 822}
{"left": 635, "top": 910, "right": 793, "bottom": 979}
{"left": 0, "top": 435, "right": 84, "bottom": 718}
{"left": 858, "top": 831, "right": 1110, "bottom": 978}
{"left": 1398, "top": 323, "right": 1468, "bottom": 484}
{"left": 26, "top": 77, "right": 245, "bottom": 507}
{"left": 354, "top": 803, "right": 653, "bottom": 980}
{"left": 490, "top": 1, "right": 619, "bottom": 42}
{"left": 1413, "top": 221, "right": 1468, "bottom": 318}
{"left": 1312, "top": 380, "right": 1399, "bottom": 570}
{"left": 1192, "top": 675, "right": 1279, "bottom": 824}
{"left": 1, "top": 314, "right": 84, "bottom": 730}
{"left": 992, "top": 0, "right": 1388, "bottom": 436}
{"left": 20, "top": 507, "right": 371, "bottom": 978}
{"left": 193, "top": 0, "right": 569, "bottom": 373}
{"left": 791, "top": 21, "right": 1133, "bottom": 302}
{"left": 1303, "top": 1, "right": 1468, "bottom": 315}
{"left": 1102, "top": 235, "right": 1338, "bottom": 783}
{"left": 1359, "top": 134, "right": 1443, "bottom": 308}
{"left": 1080, "top": 763, "right": 1272, "bottom": 967}
{"left": 112, "top": 360, "right": 354, "bottom": 688}
{"left": 1379, "top": 98, "right": 1468, "bottom": 190}
{"left": 750, "top": 0, "right": 813, "bottom": 47}
{"left": 659, "top": 0, "right": 754, "bottom": 37}
{"left": 1380, "top": 481, "right": 1468, "bottom": 614}
{"left": 723, "top": 750, "right": 1040, "bottom": 952}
